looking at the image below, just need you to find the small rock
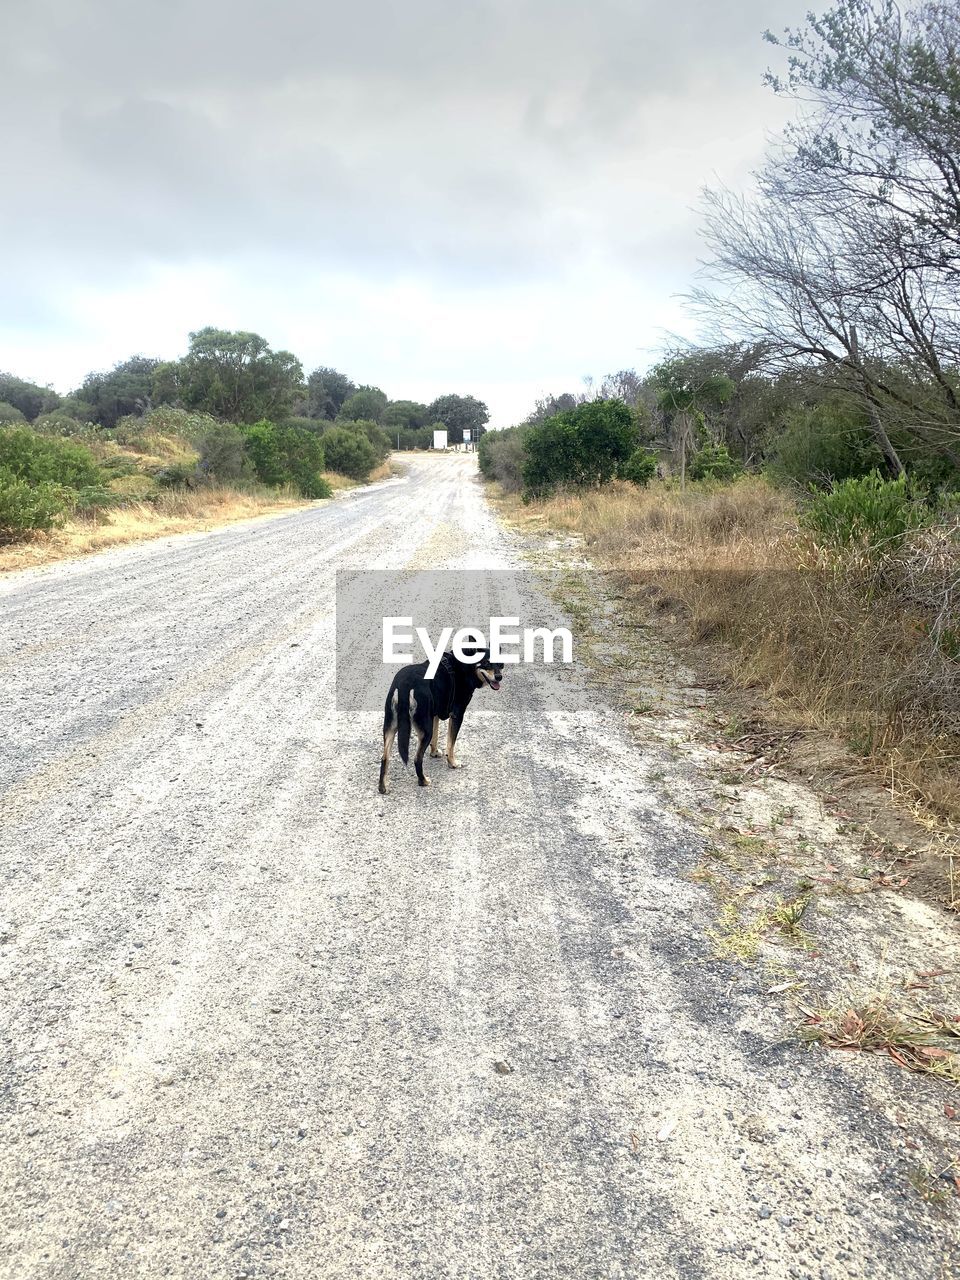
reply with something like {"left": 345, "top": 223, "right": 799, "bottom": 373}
{"left": 493, "top": 1061, "right": 513, "bottom": 1075}
{"left": 758, "top": 1206, "right": 772, "bottom": 1220}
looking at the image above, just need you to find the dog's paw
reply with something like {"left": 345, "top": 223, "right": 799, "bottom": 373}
{"left": 446, "top": 758, "right": 462, "bottom": 770}
{"left": 378, "top": 781, "right": 389, "bottom": 794}
{"left": 418, "top": 775, "right": 431, "bottom": 787}
{"left": 429, "top": 748, "right": 441, "bottom": 758}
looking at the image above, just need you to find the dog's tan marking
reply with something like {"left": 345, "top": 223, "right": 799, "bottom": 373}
{"left": 429, "top": 716, "right": 441, "bottom": 757}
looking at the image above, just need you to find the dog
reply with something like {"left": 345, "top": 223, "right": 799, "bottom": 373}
{"left": 378, "top": 648, "right": 504, "bottom": 793}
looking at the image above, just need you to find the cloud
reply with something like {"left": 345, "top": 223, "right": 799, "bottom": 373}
{"left": 1, "top": 0, "right": 801, "bottom": 421}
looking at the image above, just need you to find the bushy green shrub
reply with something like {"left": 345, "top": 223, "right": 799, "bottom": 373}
{"left": 321, "top": 426, "right": 378, "bottom": 480}
{"left": 352, "top": 419, "right": 392, "bottom": 462}
{"left": 0, "top": 470, "right": 67, "bottom": 536}
{"left": 280, "top": 426, "right": 329, "bottom": 497}
{"left": 33, "top": 411, "right": 84, "bottom": 436}
{"left": 395, "top": 427, "right": 432, "bottom": 450}
{"left": 242, "top": 420, "right": 288, "bottom": 487}
{"left": 620, "top": 447, "right": 658, "bottom": 487}
{"left": 478, "top": 426, "right": 528, "bottom": 491}
{"left": 767, "top": 402, "right": 883, "bottom": 487}
{"left": 522, "top": 400, "right": 637, "bottom": 497}
{"left": 800, "top": 471, "right": 929, "bottom": 552}
{"left": 689, "top": 444, "right": 741, "bottom": 482}
{"left": 199, "top": 422, "right": 250, "bottom": 482}
{"left": 0, "top": 402, "right": 27, "bottom": 425}
{"left": 0, "top": 427, "right": 101, "bottom": 489}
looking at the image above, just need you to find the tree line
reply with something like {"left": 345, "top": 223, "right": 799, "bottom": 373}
{"left": 0, "top": 328, "right": 492, "bottom": 535}
{"left": 483, "top": 0, "right": 960, "bottom": 504}
{"left": 0, "top": 327, "right": 490, "bottom": 447}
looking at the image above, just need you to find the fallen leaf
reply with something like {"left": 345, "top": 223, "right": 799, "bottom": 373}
{"left": 657, "top": 1119, "right": 678, "bottom": 1142}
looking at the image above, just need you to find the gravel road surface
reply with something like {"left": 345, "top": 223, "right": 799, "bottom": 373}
{"left": 1, "top": 454, "right": 953, "bottom": 1279}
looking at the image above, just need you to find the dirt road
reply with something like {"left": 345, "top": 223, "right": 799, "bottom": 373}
{"left": 0, "top": 455, "right": 953, "bottom": 1278}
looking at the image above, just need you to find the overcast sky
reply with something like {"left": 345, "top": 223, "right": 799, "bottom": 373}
{"left": 1, "top": 0, "right": 800, "bottom": 426}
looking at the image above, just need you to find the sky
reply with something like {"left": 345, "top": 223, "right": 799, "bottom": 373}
{"left": 1, "top": 0, "right": 801, "bottom": 427}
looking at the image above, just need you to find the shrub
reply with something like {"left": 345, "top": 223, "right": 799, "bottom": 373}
{"left": 33, "top": 411, "right": 84, "bottom": 436}
{"left": 353, "top": 419, "right": 392, "bottom": 462}
{"left": 242, "top": 420, "right": 288, "bottom": 487}
{"left": 800, "top": 471, "right": 929, "bottom": 553}
{"left": 0, "top": 402, "right": 27, "bottom": 425}
{"left": 689, "top": 444, "right": 741, "bottom": 482}
{"left": 321, "top": 426, "right": 378, "bottom": 480}
{"left": 621, "top": 447, "right": 658, "bottom": 487}
{"left": 478, "top": 426, "right": 528, "bottom": 492}
{"left": 199, "top": 422, "right": 250, "bottom": 482}
{"left": 767, "top": 402, "right": 883, "bottom": 487}
{"left": 120, "top": 406, "right": 219, "bottom": 446}
{"left": 395, "top": 427, "right": 432, "bottom": 451}
{"left": 154, "top": 462, "right": 199, "bottom": 489}
{"left": 279, "top": 426, "right": 329, "bottom": 497}
{"left": 0, "top": 470, "right": 67, "bottom": 536}
{"left": 522, "top": 400, "right": 637, "bottom": 497}
{"left": 0, "top": 426, "right": 101, "bottom": 489}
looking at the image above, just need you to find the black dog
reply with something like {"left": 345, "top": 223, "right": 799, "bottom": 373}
{"left": 378, "top": 648, "right": 504, "bottom": 793}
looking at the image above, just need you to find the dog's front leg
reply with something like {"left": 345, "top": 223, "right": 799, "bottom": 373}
{"left": 446, "top": 709, "right": 463, "bottom": 769}
{"left": 429, "top": 716, "right": 441, "bottom": 757}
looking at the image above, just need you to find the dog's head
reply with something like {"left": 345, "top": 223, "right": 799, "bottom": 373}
{"left": 457, "top": 646, "right": 504, "bottom": 692}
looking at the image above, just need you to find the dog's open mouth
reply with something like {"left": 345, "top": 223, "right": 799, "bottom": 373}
{"left": 489, "top": 679, "right": 501, "bottom": 690}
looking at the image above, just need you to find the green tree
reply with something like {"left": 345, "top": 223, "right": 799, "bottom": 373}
{"left": 427, "top": 394, "right": 490, "bottom": 444}
{"left": 0, "top": 403, "right": 27, "bottom": 425}
{"left": 306, "top": 367, "right": 356, "bottom": 420}
{"left": 651, "top": 356, "right": 735, "bottom": 487}
{"left": 383, "top": 400, "right": 429, "bottom": 431}
{"left": 0, "top": 373, "right": 60, "bottom": 422}
{"left": 75, "top": 355, "right": 161, "bottom": 428}
{"left": 339, "top": 387, "right": 388, "bottom": 424}
{"left": 177, "top": 329, "right": 303, "bottom": 424}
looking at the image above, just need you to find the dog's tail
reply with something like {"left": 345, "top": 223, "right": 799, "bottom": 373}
{"left": 397, "top": 690, "right": 412, "bottom": 766}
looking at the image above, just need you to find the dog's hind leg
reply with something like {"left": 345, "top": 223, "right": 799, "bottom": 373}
{"left": 429, "top": 716, "right": 441, "bottom": 757}
{"left": 378, "top": 689, "right": 399, "bottom": 794}
{"left": 413, "top": 723, "right": 431, "bottom": 786}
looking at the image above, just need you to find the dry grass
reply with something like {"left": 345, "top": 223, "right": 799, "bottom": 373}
{"left": 0, "top": 487, "right": 310, "bottom": 574}
{"left": 799, "top": 995, "right": 960, "bottom": 1084}
{"left": 321, "top": 459, "right": 397, "bottom": 491}
{"left": 498, "top": 477, "right": 960, "bottom": 829}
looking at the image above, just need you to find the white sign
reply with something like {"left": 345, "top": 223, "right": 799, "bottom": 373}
{"left": 462, "top": 429, "right": 471, "bottom": 443}
{"left": 433, "top": 429, "right": 448, "bottom": 450}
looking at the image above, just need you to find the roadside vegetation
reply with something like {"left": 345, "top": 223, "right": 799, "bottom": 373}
{"left": 0, "top": 330, "right": 489, "bottom": 562}
{"left": 480, "top": 0, "right": 960, "bottom": 829}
